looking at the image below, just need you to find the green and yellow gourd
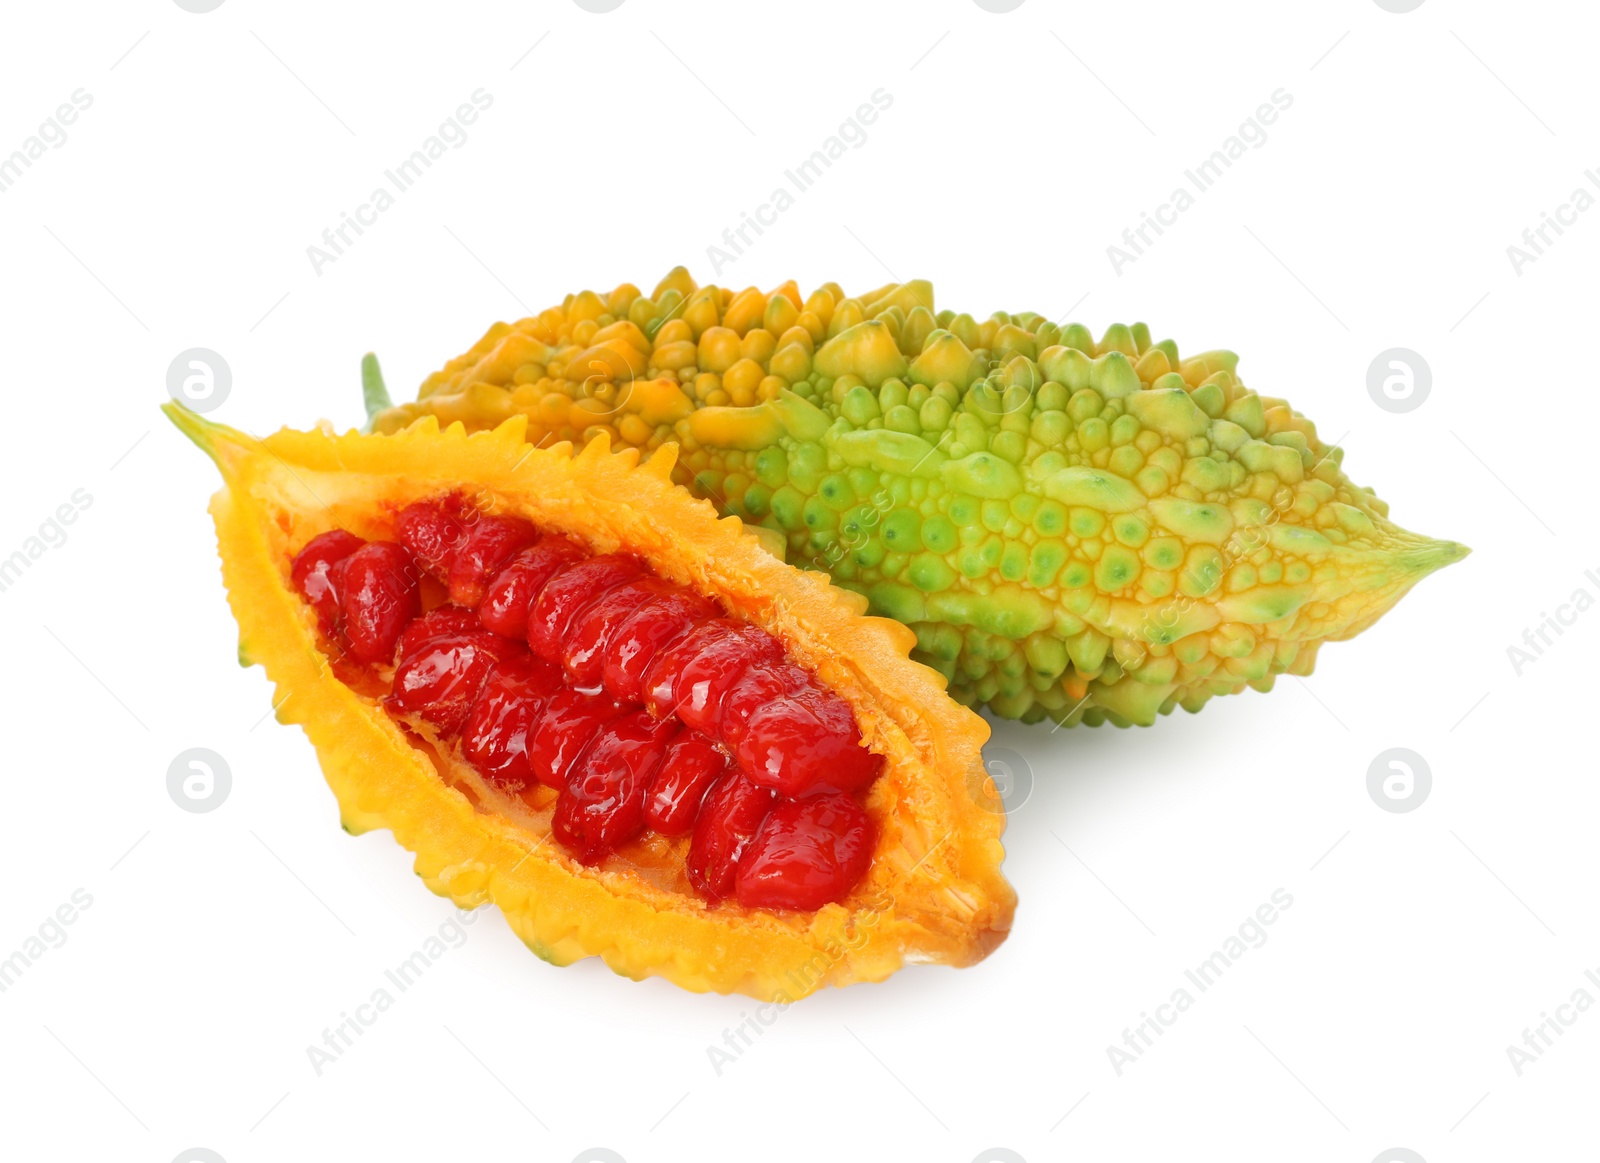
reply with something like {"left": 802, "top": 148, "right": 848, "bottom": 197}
{"left": 368, "top": 269, "right": 1466, "bottom": 727}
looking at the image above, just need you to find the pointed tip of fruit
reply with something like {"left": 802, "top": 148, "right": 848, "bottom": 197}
{"left": 1332, "top": 534, "right": 1470, "bottom": 642}
{"left": 162, "top": 399, "right": 214, "bottom": 450}
{"left": 162, "top": 401, "right": 257, "bottom": 477}
{"left": 1403, "top": 537, "right": 1471, "bottom": 578}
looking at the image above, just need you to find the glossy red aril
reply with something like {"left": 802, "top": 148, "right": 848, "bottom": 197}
{"left": 391, "top": 629, "right": 524, "bottom": 734}
{"left": 462, "top": 655, "right": 565, "bottom": 792}
{"left": 602, "top": 590, "right": 719, "bottom": 702}
{"left": 552, "top": 710, "right": 677, "bottom": 863}
{"left": 640, "top": 621, "right": 731, "bottom": 718}
{"left": 290, "top": 495, "right": 890, "bottom": 910}
{"left": 562, "top": 578, "right": 671, "bottom": 690}
{"left": 291, "top": 529, "right": 364, "bottom": 631}
{"left": 687, "top": 772, "right": 778, "bottom": 902}
{"left": 737, "top": 793, "right": 875, "bottom": 911}
{"left": 718, "top": 661, "right": 815, "bottom": 753}
{"left": 526, "top": 687, "right": 630, "bottom": 790}
{"left": 396, "top": 498, "right": 472, "bottom": 582}
{"left": 397, "top": 606, "right": 482, "bottom": 659}
{"left": 448, "top": 515, "right": 539, "bottom": 607}
{"left": 340, "top": 541, "right": 421, "bottom": 663}
{"left": 669, "top": 622, "right": 784, "bottom": 735}
{"left": 479, "top": 538, "right": 586, "bottom": 637}
{"left": 526, "top": 554, "right": 642, "bottom": 659}
{"left": 644, "top": 731, "right": 729, "bottom": 837}
{"left": 736, "top": 689, "right": 881, "bottom": 798}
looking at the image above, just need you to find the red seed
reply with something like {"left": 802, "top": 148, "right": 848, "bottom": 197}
{"left": 669, "top": 622, "right": 784, "bottom": 735}
{"left": 562, "top": 578, "right": 672, "bottom": 690}
{"left": 391, "top": 630, "right": 524, "bottom": 735}
{"left": 602, "top": 589, "right": 719, "bottom": 703}
{"left": 736, "top": 792, "right": 876, "bottom": 912}
{"left": 552, "top": 710, "right": 677, "bottom": 863}
{"left": 396, "top": 498, "right": 473, "bottom": 583}
{"left": 526, "top": 687, "right": 631, "bottom": 790}
{"left": 297, "top": 498, "right": 892, "bottom": 909}
{"left": 686, "top": 772, "right": 777, "bottom": 902}
{"left": 447, "top": 515, "right": 539, "bottom": 607}
{"left": 735, "top": 688, "right": 881, "bottom": 798}
{"left": 640, "top": 620, "right": 729, "bottom": 718}
{"left": 526, "top": 554, "right": 642, "bottom": 661}
{"left": 327, "top": 558, "right": 354, "bottom": 640}
{"left": 718, "top": 661, "right": 816, "bottom": 753}
{"left": 396, "top": 606, "right": 482, "bottom": 660}
{"left": 462, "top": 655, "right": 566, "bottom": 792}
{"left": 479, "top": 537, "right": 586, "bottom": 637}
{"left": 644, "top": 731, "right": 729, "bottom": 837}
{"left": 340, "top": 541, "right": 421, "bottom": 664}
{"left": 291, "top": 529, "right": 364, "bottom": 632}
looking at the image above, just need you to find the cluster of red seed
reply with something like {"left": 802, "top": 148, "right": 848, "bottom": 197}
{"left": 289, "top": 497, "right": 879, "bottom": 911}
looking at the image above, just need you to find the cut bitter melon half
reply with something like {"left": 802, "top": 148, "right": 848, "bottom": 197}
{"left": 164, "top": 403, "right": 1013, "bottom": 999}
{"left": 373, "top": 269, "right": 1469, "bottom": 727}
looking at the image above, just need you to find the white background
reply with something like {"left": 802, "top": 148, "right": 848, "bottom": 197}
{"left": 1, "top": 1, "right": 1594, "bottom": 1161}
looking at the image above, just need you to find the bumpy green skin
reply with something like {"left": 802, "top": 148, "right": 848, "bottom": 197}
{"left": 391, "top": 278, "right": 1466, "bottom": 726}
{"left": 673, "top": 332, "right": 1460, "bottom": 727}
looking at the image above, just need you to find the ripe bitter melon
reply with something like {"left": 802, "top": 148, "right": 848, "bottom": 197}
{"left": 165, "top": 403, "right": 1013, "bottom": 999}
{"left": 369, "top": 269, "right": 1467, "bottom": 727}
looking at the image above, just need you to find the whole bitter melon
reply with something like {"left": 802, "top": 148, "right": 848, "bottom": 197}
{"left": 368, "top": 269, "right": 1466, "bottom": 727}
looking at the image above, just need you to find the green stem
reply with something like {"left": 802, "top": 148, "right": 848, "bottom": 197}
{"left": 361, "top": 353, "right": 391, "bottom": 428}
